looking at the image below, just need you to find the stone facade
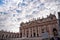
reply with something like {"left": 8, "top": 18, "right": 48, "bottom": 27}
{"left": 0, "top": 30, "right": 20, "bottom": 39}
{"left": 5, "top": 37, "right": 48, "bottom": 40}
{"left": 0, "top": 13, "right": 59, "bottom": 40}
{"left": 19, "top": 14, "right": 59, "bottom": 40}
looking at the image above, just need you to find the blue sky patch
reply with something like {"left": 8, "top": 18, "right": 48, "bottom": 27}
{"left": 21, "top": 2, "right": 28, "bottom": 7}
{"left": 18, "top": 2, "right": 28, "bottom": 7}
{"left": 0, "top": 0, "right": 5, "bottom": 5}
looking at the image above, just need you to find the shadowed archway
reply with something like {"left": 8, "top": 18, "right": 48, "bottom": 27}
{"left": 53, "top": 28, "right": 58, "bottom": 36}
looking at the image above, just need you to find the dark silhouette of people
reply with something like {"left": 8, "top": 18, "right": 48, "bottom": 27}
{"left": 50, "top": 37, "right": 60, "bottom": 40}
{"left": 50, "top": 37, "right": 54, "bottom": 40}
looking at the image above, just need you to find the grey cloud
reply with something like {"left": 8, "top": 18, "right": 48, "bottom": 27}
{"left": 25, "top": 15, "right": 33, "bottom": 19}
{"left": 0, "top": 17, "right": 7, "bottom": 21}
{"left": 0, "top": 24, "right": 5, "bottom": 27}
{"left": 45, "top": 0, "right": 57, "bottom": 3}
{"left": 17, "top": 18, "right": 22, "bottom": 22}
{"left": 16, "top": 10, "right": 22, "bottom": 13}
{"left": 0, "top": 0, "right": 60, "bottom": 32}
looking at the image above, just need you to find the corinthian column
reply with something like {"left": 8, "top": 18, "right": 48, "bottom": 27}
{"left": 29, "top": 28, "right": 31, "bottom": 37}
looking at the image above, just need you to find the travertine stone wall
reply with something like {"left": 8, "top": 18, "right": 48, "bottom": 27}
{"left": 20, "top": 14, "right": 59, "bottom": 39}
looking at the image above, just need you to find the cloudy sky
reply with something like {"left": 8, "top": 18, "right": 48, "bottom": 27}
{"left": 0, "top": 0, "right": 60, "bottom": 32}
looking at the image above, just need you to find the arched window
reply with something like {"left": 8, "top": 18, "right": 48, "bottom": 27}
{"left": 6, "top": 35, "right": 8, "bottom": 38}
{"left": 37, "top": 34, "right": 39, "bottom": 37}
{"left": 31, "top": 34, "right": 32, "bottom": 37}
{"left": 53, "top": 28, "right": 58, "bottom": 36}
{"left": 33, "top": 33, "right": 36, "bottom": 37}
{"left": 27, "top": 32, "right": 28, "bottom": 37}
{"left": 2, "top": 34, "right": 4, "bottom": 38}
{"left": 20, "top": 33, "right": 22, "bottom": 38}
{"left": 42, "top": 29, "right": 44, "bottom": 33}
